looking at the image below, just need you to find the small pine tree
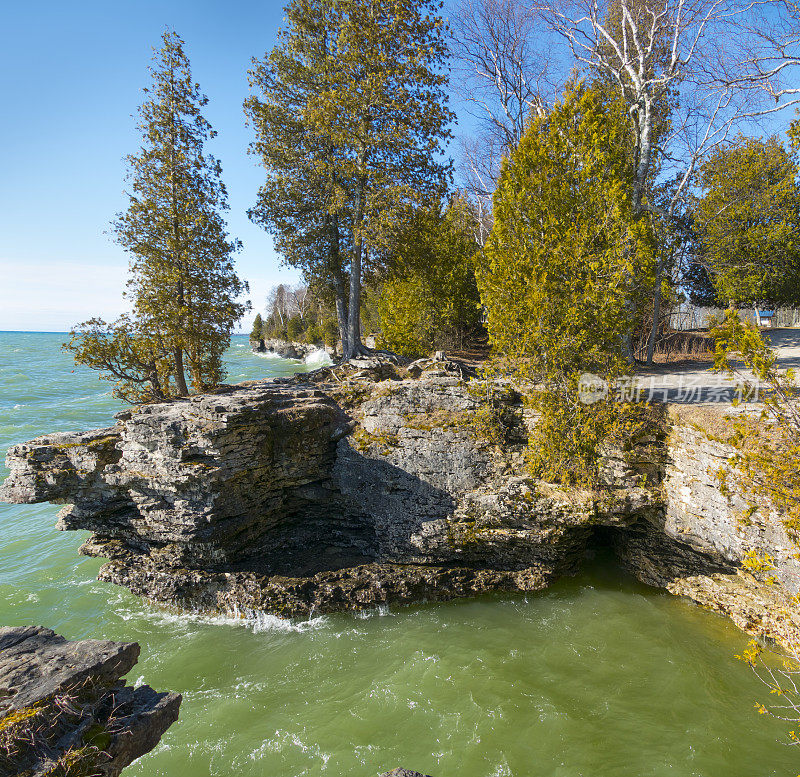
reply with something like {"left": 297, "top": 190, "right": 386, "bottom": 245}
{"left": 250, "top": 314, "right": 264, "bottom": 341}
{"left": 321, "top": 318, "right": 339, "bottom": 348}
{"left": 304, "top": 323, "right": 321, "bottom": 344}
{"left": 478, "top": 82, "right": 657, "bottom": 484}
{"left": 378, "top": 198, "right": 481, "bottom": 356}
{"left": 695, "top": 135, "right": 800, "bottom": 307}
{"left": 67, "top": 30, "right": 249, "bottom": 402}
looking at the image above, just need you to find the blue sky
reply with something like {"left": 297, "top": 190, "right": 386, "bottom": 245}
{"left": 4, "top": 1, "right": 789, "bottom": 332}
{"left": 1, "top": 0, "right": 380, "bottom": 331}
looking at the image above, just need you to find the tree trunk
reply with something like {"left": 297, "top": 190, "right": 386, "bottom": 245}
{"left": 347, "top": 240, "right": 362, "bottom": 359}
{"left": 334, "top": 279, "right": 349, "bottom": 358}
{"left": 173, "top": 347, "right": 189, "bottom": 396}
{"left": 147, "top": 359, "right": 164, "bottom": 400}
{"left": 645, "top": 260, "right": 663, "bottom": 366}
{"left": 327, "top": 213, "right": 349, "bottom": 358}
{"left": 346, "top": 166, "right": 367, "bottom": 360}
{"left": 173, "top": 279, "right": 189, "bottom": 396}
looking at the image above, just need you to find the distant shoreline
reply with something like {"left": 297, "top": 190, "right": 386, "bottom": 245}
{"left": 0, "top": 330, "right": 250, "bottom": 336}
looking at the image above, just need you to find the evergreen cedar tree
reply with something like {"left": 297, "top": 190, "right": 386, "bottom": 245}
{"left": 244, "top": 0, "right": 454, "bottom": 359}
{"left": 695, "top": 134, "right": 800, "bottom": 308}
{"left": 65, "top": 31, "right": 248, "bottom": 403}
{"left": 478, "top": 82, "right": 657, "bottom": 484}
{"left": 377, "top": 197, "right": 482, "bottom": 357}
{"left": 250, "top": 313, "right": 264, "bottom": 341}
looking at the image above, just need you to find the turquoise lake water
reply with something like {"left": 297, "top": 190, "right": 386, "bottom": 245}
{"left": 0, "top": 331, "right": 797, "bottom": 776}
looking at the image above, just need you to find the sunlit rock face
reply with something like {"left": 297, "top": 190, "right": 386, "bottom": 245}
{"left": 2, "top": 359, "right": 798, "bottom": 647}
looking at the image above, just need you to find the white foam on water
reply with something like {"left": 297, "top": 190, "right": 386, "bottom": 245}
{"left": 304, "top": 348, "right": 333, "bottom": 368}
{"left": 248, "top": 730, "right": 332, "bottom": 766}
{"left": 489, "top": 759, "right": 512, "bottom": 777}
{"left": 254, "top": 351, "right": 286, "bottom": 361}
{"left": 354, "top": 603, "right": 391, "bottom": 619}
{"left": 119, "top": 601, "right": 328, "bottom": 634}
{"left": 247, "top": 609, "right": 328, "bottom": 634}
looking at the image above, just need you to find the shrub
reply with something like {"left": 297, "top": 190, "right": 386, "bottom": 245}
{"left": 477, "top": 82, "right": 656, "bottom": 485}
{"left": 321, "top": 318, "right": 339, "bottom": 348}
{"left": 304, "top": 324, "right": 321, "bottom": 344}
{"left": 378, "top": 198, "right": 481, "bottom": 356}
{"left": 287, "top": 315, "right": 304, "bottom": 341}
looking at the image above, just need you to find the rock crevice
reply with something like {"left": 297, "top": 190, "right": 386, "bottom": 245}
{"left": 2, "top": 368, "right": 797, "bottom": 646}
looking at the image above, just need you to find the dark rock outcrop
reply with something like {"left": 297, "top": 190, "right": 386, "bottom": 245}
{"left": 0, "top": 626, "right": 180, "bottom": 777}
{"left": 380, "top": 769, "right": 433, "bottom": 777}
{"left": 0, "top": 375, "right": 657, "bottom": 619}
{"left": 2, "top": 369, "right": 798, "bottom": 647}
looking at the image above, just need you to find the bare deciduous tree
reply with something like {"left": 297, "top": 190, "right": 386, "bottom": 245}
{"left": 451, "top": 0, "right": 556, "bottom": 148}
{"left": 450, "top": 0, "right": 563, "bottom": 225}
{"left": 533, "top": 0, "right": 800, "bottom": 361}
{"left": 451, "top": 0, "right": 800, "bottom": 360}
{"left": 266, "top": 284, "right": 289, "bottom": 327}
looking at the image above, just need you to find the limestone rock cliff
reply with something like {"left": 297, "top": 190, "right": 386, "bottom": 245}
{"left": 0, "top": 626, "right": 180, "bottom": 777}
{"left": 2, "top": 365, "right": 798, "bottom": 647}
{"left": 250, "top": 337, "right": 334, "bottom": 360}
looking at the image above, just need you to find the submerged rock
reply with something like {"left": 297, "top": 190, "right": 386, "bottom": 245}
{"left": 0, "top": 626, "right": 180, "bottom": 777}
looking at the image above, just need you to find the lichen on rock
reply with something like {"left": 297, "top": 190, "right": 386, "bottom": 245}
{"left": 1, "top": 367, "right": 799, "bottom": 648}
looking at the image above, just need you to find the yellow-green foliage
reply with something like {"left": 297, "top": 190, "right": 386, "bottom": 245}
{"left": 378, "top": 277, "right": 434, "bottom": 358}
{"left": 737, "top": 637, "right": 800, "bottom": 746}
{"left": 477, "top": 82, "right": 656, "bottom": 485}
{"left": 711, "top": 309, "right": 800, "bottom": 543}
{"left": 63, "top": 316, "right": 175, "bottom": 404}
{"left": 0, "top": 705, "right": 42, "bottom": 732}
{"left": 403, "top": 406, "right": 505, "bottom": 446}
{"left": 695, "top": 135, "right": 800, "bottom": 306}
{"left": 478, "top": 82, "right": 655, "bottom": 371}
{"left": 524, "top": 386, "right": 663, "bottom": 486}
{"left": 351, "top": 426, "right": 399, "bottom": 455}
{"left": 741, "top": 550, "right": 779, "bottom": 584}
{"left": 467, "top": 407, "right": 505, "bottom": 446}
{"left": 378, "top": 198, "right": 481, "bottom": 357}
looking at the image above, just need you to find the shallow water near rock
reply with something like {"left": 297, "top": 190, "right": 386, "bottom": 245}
{"left": 0, "top": 331, "right": 796, "bottom": 777}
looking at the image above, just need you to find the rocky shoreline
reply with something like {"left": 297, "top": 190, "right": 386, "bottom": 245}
{"left": 0, "top": 626, "right": 180, "bottom": 777}
{"left": 2, "top": 356, "right": 798, "bottom": 649}
{"left": 250, "top": 336, "right": 335, "bottom": 360}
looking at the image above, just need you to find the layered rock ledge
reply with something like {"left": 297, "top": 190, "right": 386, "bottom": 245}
{"left": 2, "top": 360, "right": 798, "bottom": 648}
{"left": 250, "top": 336, "right": 334, "bottom": 360}
{"left": 0, "top": 626, "right": 180, "bottom": 776}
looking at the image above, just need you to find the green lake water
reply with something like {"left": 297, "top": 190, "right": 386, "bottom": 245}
{"left": 0, "top": 331, "right": 796, "bottom": 777}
